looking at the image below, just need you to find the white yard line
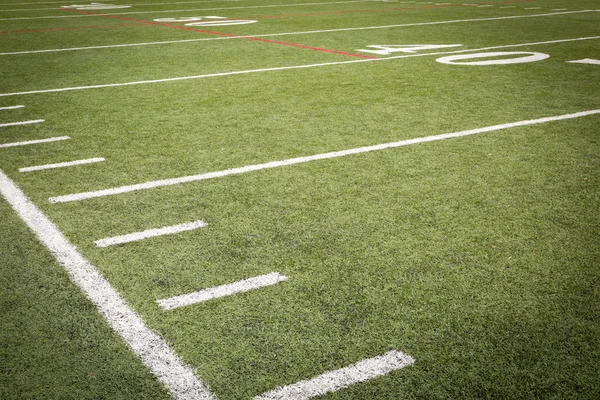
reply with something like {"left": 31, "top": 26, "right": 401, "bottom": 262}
{"left": 253, "top": 350, "right": 414, "bottom": 400}
{"left": 157, "top": 272, "right": 289, "bottom": 310}
{"left": 0, "top": 0, "right": 380, "bottom": 20}
{"left": 19, "top": 157, "right": 105, "bottom": 172}
{"left": 0, "top": 136, "right": 69, "bottom": 148}
{"left": 48, "top": 109, "right": 600, "bottom": 204}
{"left": 0, "top": 119, "right": 44, "bottom": 127}
{"left": 0, "top": 170, "right": 216, "bottom": 400}
{"left": 1, "top": 10, "right": 595, "bottom": 57}
{"left": 0, "top": 105, "right": 24, "bottom": 110}
{"left": 2, "top": 35, "right": 599, "bottom": 98}
{"left": 0, "top": 0, "right": 240, "bottom": 11}
{"left": 95, "top": 220, "right": 207, "bottom": 247}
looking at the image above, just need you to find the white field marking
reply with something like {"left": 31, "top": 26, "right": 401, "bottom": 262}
{"left": 19, "top": 157, "right": 105, "bottom": 172}
{"left": 0, "top": 105, "right": 25, "bottom": 110}
{"left": 0, "top": 136, "right": 69, "bottom": 149}
{"left": 1, "top": 10, "right": 596, "bottom": 57}
{"left": 253, "top": 350, "right": 414, "bottom": 400}
{"left": 1, "top": 0, "right": 240, "bottom": 7}
{"left": 358, "top": 44, "right": 463, "bottom": 55}
{"left": 0, "top": 0, "right": 381, "bottom": 20}
{"left": 2, "top": 34, "right": 600, "bottom": 98}
{"left": 568, "top": 58, "right": 600, "bottom": 65}
{"left": 94, "top": 220, "right": 207, "bottom": 247}
{"left": 48, "top": 109, "right": 600, "bottom": 204}
{"left": 0, "top": 119, "right": 44, "bottom": 128}
{"left": 157, "top": 272, "right": 288, "bottom": 310}
{"left": 436, "top": 51, "right": 549, "bottom": 65}
{"left": 185, "top": 19, "right": 257, "bottom": 26}
{"left": 524, "top": 7, "right": 541, "bottom": 10}
{"left": 0, "top": 170, "right": 216, "bottom": 400}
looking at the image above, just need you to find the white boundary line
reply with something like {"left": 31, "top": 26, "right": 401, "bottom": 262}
{"left": 1, "top": 10, "right": 595, "bottom": 57}
{"left": 0, "top": 170, "right": 216, "bottom": 400}
{"left": 157, "top": 272, "right": 288, "bottom": 310}
{"left": 253, "top": 350, "right": 414, "bottom": 400}
{"left": 19, "top": 157, "right": 105, "bottom": 172}
{"left": 0, "top": 105, "right": 25, "bottom": 110}
{"left": 0, "top": 136, "right": 69, "bottom": 148}
{"left": 0, "top": 119, "right": 44, "bottom": 127}
{"left": 0, "top": 0, "right": 380, "bottom": 20}
{"left": 48, "top": 109, "right": 600, "bottom": 203}
{"left": 2, "top": 35, "right": 599, "bottom": 97}
{"left": 95, "top": 220, "right": 207, "bottom": 247}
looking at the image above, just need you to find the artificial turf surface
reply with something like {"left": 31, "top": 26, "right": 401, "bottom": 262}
{"left": 1, "top": 0, "right": 599, "bottom": 399}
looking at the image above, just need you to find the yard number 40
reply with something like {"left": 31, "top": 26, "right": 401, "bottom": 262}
{"left": 357, "top": 44, "right": 600, "bottom": 66}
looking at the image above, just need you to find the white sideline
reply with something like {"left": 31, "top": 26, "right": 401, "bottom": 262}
{"left": 2, "top": 35, "right": 599, "bottom": 97}
{"left": 0, "top": 10, "right": 596, "bottom": 56}
{"left": 0, "top": 0, "right": 240, "bottom": 11}
{"left": 0, "top": 170, "right": 216, "bottom": 400}
{"left": 19, "top": 157, "right": 105, "bottom": 172}
{"left": 0, "top": 136, "right": 69, "bottom": 148}
{"left": 253, "top": 350, "right": 414, "bottom": 400}
{"left": 95, "top": 220, "right": 207, "bottom": 247}
{"left": 0, "top": 0, "right": 380, "bottom": 20}
{"left": 47, "top": 109, "right": 600, "bottom": 204}
{"left": 0, "top": 105, "right": 24, "bottom": 110}
{"left": 0, "top": 119, "right": 44, "bottom": 128}
{"left": 157, "top": 272, "right": 289, "bottom": 310}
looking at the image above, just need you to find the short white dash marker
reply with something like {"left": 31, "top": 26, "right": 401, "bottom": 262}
{"left": 0, "top": 136, "right": 70, "bottom": 149}
{"left": 19, "top": 157, "right": 105, "bottom": 172}
{"left": 0, "top": 105, "right": 24, "bottom": 111}
{"left": 253, "top": 350, "right": 414, "bottom": 400}
{"left": 95, "top": 220, "right": 207, "bottom": 247}
{"left": 157, "top": 272, "right": 288, "bottom": 310}
{"left": 568, "top": 58, "right": 600, "bottom": 65}
{"left": 0, "top": 119, "right": 44, "bottom": 128}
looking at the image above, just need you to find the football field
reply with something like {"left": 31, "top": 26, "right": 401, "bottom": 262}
{"left": 1, "top": 0, "right": 599, "bottom": 399}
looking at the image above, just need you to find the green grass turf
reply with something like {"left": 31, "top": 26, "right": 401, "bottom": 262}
{"left": 1, "top": 0, "right": 599, "bottom": 399}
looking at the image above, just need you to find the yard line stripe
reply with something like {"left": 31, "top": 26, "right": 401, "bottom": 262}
{"left": 0, "top": 170, "right": 216, "bottom": 400}
{"left": 0, "top": 119, "right": 44, "bottom": 127}
{"left": 19, "top": 157, "right": 105, "bottom": 172}
{"left": 253, "top": 350, "right": 414, "bottom": 400}
{"left": 1, "top": 10, "right": 596, "bottom": 56}
{"left": 48, "top": 109, "right": 600, "bottom": 204}
{"left": 0, "top": 0, "right": 381, "bottom": 20}
{"left": 0, "top": 105, "right": 24, "bottom": 110}
{"left": 2, "top": 34, "right": 599, "bottom": 97}
{"left": 157, "top": 272, "right": 288, "bottom": 310}
{"left": 0, "top": 0, "right": 239, "bottom": 11}
{"left": 0, "top": 136, "right": 69, "bottom": 149}
{"left": 94, "top": 220, "right": 207, "bottom": 247}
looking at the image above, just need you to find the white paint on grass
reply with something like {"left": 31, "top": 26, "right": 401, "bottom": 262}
{"left": 19, "top": 157, "right": 105, "bottom": 172}
{"left": 158, "top": 272, "right": 288, "bottom": 310}
{"left": 0, "top": 136, "right": 69, "bottom": 148}
{"left": 0, "top": 105, "right": 24, "bottom": 110}
{"left": 0, "top": 119, "right": 44, "bottom": 128}
{"left": 253, "top": 350, "right": 414, "bottom": 400}
{"left": 568, "top": 58, "right": 600, "bottom": 65}
{"left": 1, "top": 10, "right": 596, "bottom": 57}
{"left": 0, "top": 170, "right": 215, "bottom": 400}
{"left": 47, "top": 109, "right": 600, "bottom": 203}
{"left": 0, "top": 0, "right": 381, "bottom": 20}
{"left": 3, "top": 35, "right": 600, "bottom": 98}
{"left": 436, "top": 51, "right": 549, "bottom": 65}
{"left": 95, "top": 220, "right": 207, "bottom": 247}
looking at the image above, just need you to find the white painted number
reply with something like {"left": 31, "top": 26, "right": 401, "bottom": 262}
{"left": 153, "top": 16, "right": 257, "bottom": 27}
{"left": 61, "top": 3, "right": 130, "bottom": 10}
{"left": 568, "top": 58, "right": 600, "bottom": 65}
{"left": 357, "top": 44, "right": 462, "bottom": 55}
{"left": 435, "top": 52, "right": 550, "bottom": 65}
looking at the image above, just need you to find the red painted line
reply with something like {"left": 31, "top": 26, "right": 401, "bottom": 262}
{"left": 63, "top": 9, "right": 376, "bottom": 59}
{"left": 0, "top": 23, "right": 145, "bottom": 35}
